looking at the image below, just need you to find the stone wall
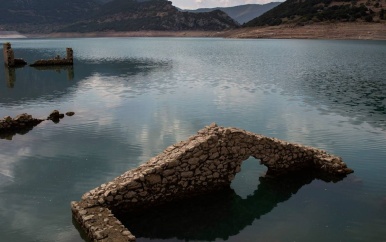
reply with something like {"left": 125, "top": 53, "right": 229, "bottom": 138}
{"left": 3, "top": 42, "right": 14, "bottom": 67}
{"left": 30, "top": 47, "right": 73, "bottom": 67}
{"left": 71, "top": 123, "right": 353, "bottom": 242}
{"left": 66, "top": 47, "right": 73, "bottom": 62}
{"left": 2, "top": 42, "right": 27, "bottom": 67}
{"left": 3, "top": 42, "right": 72, "bottom": 67}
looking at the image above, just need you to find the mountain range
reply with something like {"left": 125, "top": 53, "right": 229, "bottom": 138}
{"left": 182, "top": 3, "right": 281, "bottom": 24}
{"left": 0, "top": 0, "right": 239, "bottom": 33}
{"left": 0, "top": 0, "right": 384, "bottom": 35}
{"left": 59, "top": 0, "right": 239, "bottom": 32}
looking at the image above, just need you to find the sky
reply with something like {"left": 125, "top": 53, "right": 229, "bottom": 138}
{"left": 171, "top": 0, "right": 282, "bottom": 10}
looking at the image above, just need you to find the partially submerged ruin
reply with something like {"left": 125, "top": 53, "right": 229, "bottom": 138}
{"left": 30, "top": 47, "right": 73, "bottom": 67}
{"left": 2, "top": 42, "right": 73, "bottom": 67}
{"left": 71, "top": 123, "right": 353, "bottom": 241}
{"left": 3, "top": 42, "right": 27, "bottom": 67}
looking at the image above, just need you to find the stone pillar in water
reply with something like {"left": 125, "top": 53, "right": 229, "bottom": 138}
{"left": 66, "top": 48, "right": 73, "bottom": 63}
{"left": 3, "top": 43, "right": 15, "bottom": 67}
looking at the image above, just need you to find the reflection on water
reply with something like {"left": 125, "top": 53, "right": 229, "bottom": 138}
{"left": 0, "top": 38, "right": 385, "bottom": 242}
{"left": 274, "top": 40, "right": 386, "bottom": 130}
{"left": 3, "top": 66, "right": 16, "bottom": 88}
{"left": 0, "top": 56, "right": 170, "bottom": 108}
{"left": 117, "top": 171, "right": 343, "bottom": 241}
{"left": 298, "top": 60, "right": 386, "bottom": 129}
{"left": 4, "top": 65, "right": 75, "bottom": 89}
{"left": 0, "top": 123, "right": 40, "bottom": 140}
{"left": 32, "top": 65, "right": 75, "bottom": 80}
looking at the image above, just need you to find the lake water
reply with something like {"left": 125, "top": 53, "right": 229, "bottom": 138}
{"left": 0, "top": 38, "right": 385, "bottom": 242}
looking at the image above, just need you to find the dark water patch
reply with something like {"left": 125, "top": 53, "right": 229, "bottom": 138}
{"left": 117, "top": 172, "right": 345, "bottom": 241}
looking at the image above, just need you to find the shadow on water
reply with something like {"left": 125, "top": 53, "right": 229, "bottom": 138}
{"left": 3, "top": 65, "right": 74, "bottom": 88}
{"left": 116, "top": 171, "right": 344, "bottom": 241}
{"left": 3, "top": 66, "right": 17, "bottom": 88}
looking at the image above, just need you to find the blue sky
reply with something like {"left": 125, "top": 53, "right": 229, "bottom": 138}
{"left": 171, "top": 0, "right": 282, "bottom": 9}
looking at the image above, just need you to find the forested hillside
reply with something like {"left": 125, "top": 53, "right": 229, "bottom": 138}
{"left": 245, "top": 0, "right": 386, "bottom": 26}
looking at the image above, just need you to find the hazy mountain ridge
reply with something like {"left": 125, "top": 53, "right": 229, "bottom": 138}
{"left": 184, "top": 3, "right": 281, "bottom": 24}
{"left": 244, "top": 0, "right": 386, "bottom": 26}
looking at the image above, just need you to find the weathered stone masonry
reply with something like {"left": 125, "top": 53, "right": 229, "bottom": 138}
{"left": 3, "top": 42, "right": 27, "bottom": 67}
{"left": 71, "top": 123, "right": 353, "bottom": 242}
{"left": 30, "top": 47, "right": 73, "bottom": 66}
{"left": 2, "top": 42, "right": 73, "bottom": 67}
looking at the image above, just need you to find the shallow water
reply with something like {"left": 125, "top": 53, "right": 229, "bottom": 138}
{"left": 0, "top": 38, "right": 385, "bottom": 242}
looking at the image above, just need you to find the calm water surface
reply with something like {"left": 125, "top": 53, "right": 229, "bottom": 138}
{"left": 0, "top": 38, "right": 385, "bottom": 242}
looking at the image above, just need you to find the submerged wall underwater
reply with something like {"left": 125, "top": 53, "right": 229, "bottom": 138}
{"left": 71, "top": 123, "right": 353, "bottom": 241}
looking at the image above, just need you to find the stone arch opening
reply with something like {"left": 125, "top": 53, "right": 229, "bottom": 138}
{"left": 231, "top": 156, "right": 267, "bottom": 199}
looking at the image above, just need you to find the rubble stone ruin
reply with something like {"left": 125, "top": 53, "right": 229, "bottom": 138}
{"left": 30, "top": 47, "right": 73, "bottom": 66}
{"left": 2, "top": 42, "right": 27, "bottom": 67}
{"left": 72, "top": 123, "right": 353, "bottom": 241}
{"left": 3, "top": 42, "right": 73, "bottom": 67}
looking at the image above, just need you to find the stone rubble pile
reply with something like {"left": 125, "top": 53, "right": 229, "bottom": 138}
{"left": 0, "top": 113, "right": 44, "bottom": 132}
{"left": 72, "top": 123, "right": 353, "bottom": 242}
{"left": 0, "top": 110, "right": 75, "bottom": 139}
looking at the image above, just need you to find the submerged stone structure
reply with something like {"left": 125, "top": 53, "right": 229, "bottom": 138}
{"left": 30, "top": 48, "right": 73, "bottom": 67}
{"left": 3, "top": 42, "right": 73, "bottom": 68}
{"left": 2, "top": 42, "right": 27, "bottom": 67}
{"left": 71, "top": 123, "right": 353, "bottom": 242}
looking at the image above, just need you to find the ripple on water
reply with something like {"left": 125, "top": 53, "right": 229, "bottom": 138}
{"left": 0, "top": 38, "right": 386, "bottom": 242}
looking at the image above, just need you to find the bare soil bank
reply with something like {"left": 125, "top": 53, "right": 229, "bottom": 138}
{"left": 220, "top": 23, "right": 386, "bottom": 40}
{"left": 29, "top": 23, "right": 386, "bottom": 40}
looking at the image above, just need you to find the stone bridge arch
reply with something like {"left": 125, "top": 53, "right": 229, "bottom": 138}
{"left": 72, "top": 123, "right": 353, "bottom": 241}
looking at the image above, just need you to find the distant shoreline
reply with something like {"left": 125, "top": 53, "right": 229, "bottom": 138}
{"left": 23, "top": 23, "right": 386, "bottom": 40}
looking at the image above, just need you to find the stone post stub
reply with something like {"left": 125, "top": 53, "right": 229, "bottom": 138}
{"left": 3, "top": 42, "right": 11, "bottom": 65}
{"left": 3, "top": 42, "right": 15, "bottom": 67}
{"left": 72, "top": 123, "right": 353, "bottom": 241}
{"left": 3, "top": 42, "right": 26, "bottom": 67}
{"left": 66, "top": 48, "right": 73, "bottom": 62}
